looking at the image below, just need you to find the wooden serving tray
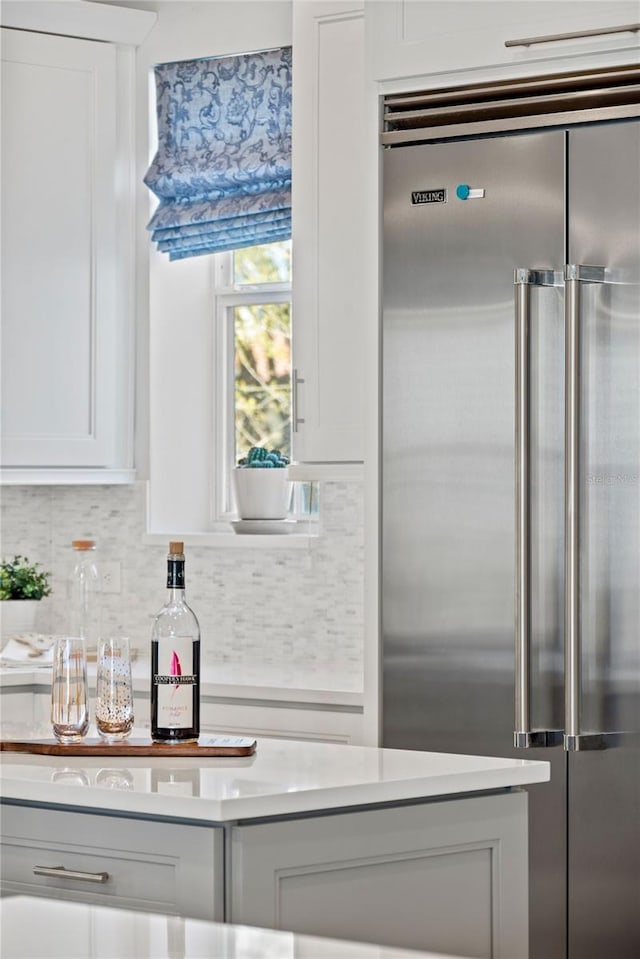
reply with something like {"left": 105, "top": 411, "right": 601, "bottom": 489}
{"left": 0, "top": 735, "right": 257, "bottom": 758}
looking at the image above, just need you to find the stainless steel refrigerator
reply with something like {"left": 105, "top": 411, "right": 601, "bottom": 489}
{"left": 381, "top": 107, "right": 639, "bottom": 959}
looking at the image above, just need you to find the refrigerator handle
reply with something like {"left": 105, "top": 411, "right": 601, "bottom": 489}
{"left": 564, "top": 264, "right": 613, "bottom": 752}
{"left": 513, "top": 268, "right": 564, "bottom": 749}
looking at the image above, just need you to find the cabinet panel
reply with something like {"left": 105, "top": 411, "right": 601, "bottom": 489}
{"left": 0, "top": 28, "right": 130, "bottom": 470}
{"left": 0, "top": 691, "right": 34, "bottom": 733}
{"left": 368, "top": 1, "right": 640, "bottom": 84}
{"left": 291, "top": 1, "right": 365, "bottom": 462}
{"left": 0, "top": 803, "right": 223, "bottom": 921}
{"left": 200, "top": 700, "right": 363, "bottom": 745}
{"left": 230, "top": 791, "right": 529, "bottom": 958}
{"left": 132, "top": 695, "right": 363, "bottom": 745}
{"left": 3, "top": 49, "right": 94, "bottom": 439}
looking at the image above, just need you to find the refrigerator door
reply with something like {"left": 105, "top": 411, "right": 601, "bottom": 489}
{"left": 566, "top": 120, "right": 640, "bottom": 959}
{"left": 382, "top": 132, "right": 566, "bottom": 959}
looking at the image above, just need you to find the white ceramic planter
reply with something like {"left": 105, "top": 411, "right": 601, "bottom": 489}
{"left": 232, "top": 468, "right": 291, "bottom": 520}
{"left": 0, "top": 599, "right": 39, "bottom": 641}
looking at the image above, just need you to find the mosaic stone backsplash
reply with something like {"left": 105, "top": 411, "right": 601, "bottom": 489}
{"left": 0, "top": 482, "right": 363, "bottom": 688}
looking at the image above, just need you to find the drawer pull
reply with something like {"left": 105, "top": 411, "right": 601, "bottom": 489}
{"left": 33, "top": 865, "right": 110, "bottom": 884}
{"left": 505, "top": 23, "right": 640, "bottom": 47}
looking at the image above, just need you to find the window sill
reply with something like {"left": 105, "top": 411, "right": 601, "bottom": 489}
{"left": 287, "top": 463, "right": 363, "bottom": 482}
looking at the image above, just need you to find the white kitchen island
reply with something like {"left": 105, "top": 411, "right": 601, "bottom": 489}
{"left": 0, "top": 737, "right": 549, "bottom": 958}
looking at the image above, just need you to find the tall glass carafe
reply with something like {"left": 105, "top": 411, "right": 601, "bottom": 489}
{"left": 69, "top": 539, "right": 100, "bottom": 656}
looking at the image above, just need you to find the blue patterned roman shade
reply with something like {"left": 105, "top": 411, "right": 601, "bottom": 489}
{"left": 144, "top": 47, "right": 292, "bottom": 261}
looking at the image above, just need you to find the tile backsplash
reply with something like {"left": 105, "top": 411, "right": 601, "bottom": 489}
{"left": 0, "top": 482, "right": 363, "bottom": 689}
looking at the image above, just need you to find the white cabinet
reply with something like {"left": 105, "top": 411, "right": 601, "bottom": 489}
{"left": 231, "top": 791, "right": 529, "bottom": 957}
{"left": 0, "top": 690, "right": 34, "bottom": 732}
{"left": 291, "top": 1, "right": 366, "bottom": 463}
{"left": 2, "top": 688, "right": 72, "bottom": 740}
{"left": 0, "top": 24, "right": 137, "bottom": 481}
{"left": 368, "top": 1, "right": 640, "bottom": 85}
{"left": 1, "top": 788, "right": 530, "bottom": 957}
{"left": 132, "top": 694, "right": 364, "bottom": 746}
{"left": 200, "top": 699, "right": 364, "bottom": 745}
{"left": 4, "top": 687, "right": 364, "bottom": 746}
{"left": 1, "top": 685, "right": 53, "bottom": 738}
{"left": 1, "top": 804, "right": 222, "bottom": 920}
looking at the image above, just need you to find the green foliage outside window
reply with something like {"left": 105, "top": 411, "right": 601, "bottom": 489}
{"left": 234, "top": 240, "right": 291, "bottom": 285}
{"left": 234, "top": 302, "right": 290, "bottom": 461}
{"left": 233, "top": 241, "right": 292, "bottom": 463}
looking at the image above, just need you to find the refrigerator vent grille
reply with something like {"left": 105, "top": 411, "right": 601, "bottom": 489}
{"left": 382, "top": 64, "right": 640, "bottom": 145}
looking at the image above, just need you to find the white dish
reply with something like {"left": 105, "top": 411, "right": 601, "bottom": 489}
{"left": 0, "top": 635, "right": 54, "bottom": 666}
{"left": 230, "top": 519, "right": 296, "bottom": 535}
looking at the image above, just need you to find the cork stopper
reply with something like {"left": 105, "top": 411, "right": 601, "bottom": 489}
{"left": 169, "top": 541, "right": 184, "bottom": 555}
{"left": 72, "top": 539, "right": 96, "bottom": 550}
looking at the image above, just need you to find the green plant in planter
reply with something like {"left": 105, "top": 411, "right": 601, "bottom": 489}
{"left": 0, "top": 555, "right": 52, "bottom": 600}
{"left": 237, "top": 446, "right": 290, "bottom": 469}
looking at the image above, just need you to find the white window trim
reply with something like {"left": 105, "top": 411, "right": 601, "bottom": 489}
{"left": 210, "top": 253, "right": 292, "bottom": 525}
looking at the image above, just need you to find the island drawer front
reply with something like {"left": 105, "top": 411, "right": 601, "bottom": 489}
{"left": 0, "top": 804, "right": 223, "bottom": 921}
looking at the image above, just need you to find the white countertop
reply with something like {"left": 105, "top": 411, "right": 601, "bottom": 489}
{"left": 0, "top": 659, "right": 363, "bottom": 707}
{"left": 0, "top": 734, "right": 550, "bottom": 822}
{"left": 0, "top": 896, "right": 470, "bottom": 959}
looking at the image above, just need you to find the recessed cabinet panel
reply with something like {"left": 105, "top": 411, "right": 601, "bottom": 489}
{"left": 3, "top": 56, "right": 93, "bottom": 438}
{"left": 1, "top": 29, "right": 122, "bottom": 468}
{"left": 230, "top": 792, "right": 529, "bottom": 957}
{"left": 291, "top": 1, "right": 365, "bottom": 462}
{"left": 200, "top": 700, "right": 364, "bottom": 745}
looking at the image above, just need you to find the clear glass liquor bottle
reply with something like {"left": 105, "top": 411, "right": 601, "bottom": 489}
{"left": 150, "top": 541, "right": 200, "bottom": 743}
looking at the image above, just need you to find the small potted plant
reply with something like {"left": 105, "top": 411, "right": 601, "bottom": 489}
{"left": 232, "top": 447, "right": 291, "bottom": 520}
{"left": 0, "top": 555, "right": 52, "bottom": 641}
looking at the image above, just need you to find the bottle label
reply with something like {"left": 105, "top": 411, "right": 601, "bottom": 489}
{"left": 167, "top": 559, "right": 185, "bottom": 589}
{"left": 154, "top": 636, "right": 195, "bottom": 728}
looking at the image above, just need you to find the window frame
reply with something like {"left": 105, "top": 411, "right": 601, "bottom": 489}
{"left": 210, "top": 249, "right": 292, "bottom": 523}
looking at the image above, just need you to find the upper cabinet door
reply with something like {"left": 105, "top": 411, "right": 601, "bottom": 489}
{"left": 291, "top": 1, "right": 365, "bottom": 463}
{"left": 368, "top": 1, "right": 640, "bottom": 85}
{"left": 1, "top": 28, "right": 124, "bottom": 469}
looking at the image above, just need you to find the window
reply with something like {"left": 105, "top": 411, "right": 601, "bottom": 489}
{"left": 144, "top": 45, "right": 309, "bottom": 535}
{"left": 213, "top": 239, "right": 292, "bottom": 517}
